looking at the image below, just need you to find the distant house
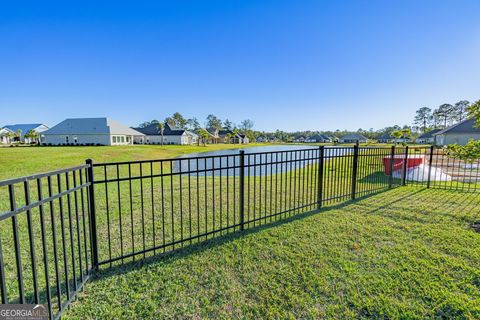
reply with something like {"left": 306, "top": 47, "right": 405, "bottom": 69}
{"left": 305, "top": 134, "right": 331, "bottom": 143}
{"left": 133, "top": 122, "right": 197, "bottom": 145}
{"left": 433, "top": 118, "right": 480, "bottom": 146}
{"left": 0, "top": 127, "right": 14, "bottom": 144}
{"left": 206, "top": 129, "right": 249, "bottom": 144}
{"left": 328, "top": 135, "right": 339, "bottom": 143}
{"left": 293, "top": 136, "right": 306, "bottom": 143}
{"left": 2, "top": 123, "right": 49, "bottom": 143}
{"left": 42, "top": 118, "right": 144, "bottom": 146}
{"left": 238, "top": 133, "right": 249, "bottom": 144}
{"left": 339, "top": 133, "right": 368, "bottom": 144}
{"left": 416, "top": 129, "right": 442, "bottom": 144}
{"left": 256, "top": 136, "right": 267, "bottom": 143}
{"left": 377, "top": 133, "right": 395, "bottom": 143}
{"left": 218, "top": 130, "right": 240, "bottom": 144}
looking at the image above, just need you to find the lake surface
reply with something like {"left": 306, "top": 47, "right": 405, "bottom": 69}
{"left": 173, "top": 145, "right": 349, "bottom": 176}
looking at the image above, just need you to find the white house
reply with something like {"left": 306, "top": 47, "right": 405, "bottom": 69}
{"left": 132, "top": 122, "right": 198, "bottom": 145}
{"left": 42, "top": 118, "right": 144, "bottom": 146}
{"left": 0, "top": 127, "right": 15, "bottom": 144}
{"left": 2, "top": 123, "right": 49, "bottom": 143}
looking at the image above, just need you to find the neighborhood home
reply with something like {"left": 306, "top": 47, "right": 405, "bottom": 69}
{"left": 377, "top": 132, "right": 395, "bottom": 143}
{"left": 376, "top": 133, "right": 412, "bottom": 144}
{"left": 237, "top": 133, "right": 249, "bottom": 144}
{"left": 218, "top": 130, "right": 249, "bottom": 144}
{"left": 434, "top": 118, "right": 480, "bottom": 146}
{"left": 206, "top": 129, "right": 249, "bottom": 144}
{"left": 293, "top": 136, "right": 306, "bottom": 143}
{"left": 416, "top": 129, "right": 442, "bottom": 144}
{"left": 0, "top": 127, "right": 14, "bottom": 144}
{"left": 1, "top": 123, "right": 49, "bottom": 143}
{"left": 42, "top": 117, "right": 144, "bottom": 146}
{"left": 132, "top": 122, "right": 198, "bottom": 145}
{"left": 339, "top": 133, "right": 368, "bottom": 143}
{"left": 305, "top": 134, "right": 331, "bottom": 143}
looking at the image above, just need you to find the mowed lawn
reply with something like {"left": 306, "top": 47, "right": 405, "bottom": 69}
{"left": 64, "top": 186, "right": 480, "bottom": 319}
{"left": 0, "top": 144, "right": 269, "bottom": 180}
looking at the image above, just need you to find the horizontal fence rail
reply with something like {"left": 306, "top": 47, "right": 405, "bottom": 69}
{"left": 0, "top": 145, "right": 478, "bottom": 318}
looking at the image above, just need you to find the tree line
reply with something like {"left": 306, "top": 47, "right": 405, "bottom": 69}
{"left": 413, "top": 100, "right": 473, "bottom": 133}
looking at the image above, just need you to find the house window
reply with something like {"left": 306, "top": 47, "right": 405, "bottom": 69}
{"left": 120, "top": 136, "right": 125, "bottom": 143}
{"left": 74, "top": 136, "right": 78, "bottom": 144}
{"left": 113, "top": 136, "right": 117, "bottom": 143}
{"left": 65, "top": 136, "right": 69, "bottom": 143}
{"left": 126, "top": 136, "right": 130, "bottom": 143}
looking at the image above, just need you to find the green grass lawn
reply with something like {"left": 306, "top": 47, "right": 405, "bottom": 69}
{"left": 63, "top": 186, "right": 480, "bottom": 319}
{"left": 0, "top": 143, "right": 274, "bottom": 180}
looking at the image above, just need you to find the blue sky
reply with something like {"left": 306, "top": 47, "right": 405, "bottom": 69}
{"left": 1, "top": 0, "right": 479, "bottom": 131}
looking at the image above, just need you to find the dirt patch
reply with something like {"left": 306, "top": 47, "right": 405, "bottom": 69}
{"left": 472, "top": 221, "right": 480, "bottom": 233}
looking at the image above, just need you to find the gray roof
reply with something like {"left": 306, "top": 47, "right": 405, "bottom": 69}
{"left": 377, "top": 132, "right": 394, "bottom": 140}
{"left": 44, "top": 118, "right": 144, "bottom": 136}
{"left": 434, "top": 118, "right": 480, "bottom": 135}
{"left": 417, "top": 128, "right": 442, "bottom": 139}
{"left": 340, "top": 133, "right": 368, "bottom": 140}
{"left": 133, "top": 123, "right": 197, "bottom": 137}
{"left": 308, "top": 134, "right": 331, "bottom": 141}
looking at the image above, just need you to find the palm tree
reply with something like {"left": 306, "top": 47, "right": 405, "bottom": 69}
{"left": 391, "top": 130, "right": 403, "bottom": 144}
{"left": 198, "top": 129, "right": 210, "bottom": 146}
{"left": 225, "top": 133, "right": 233, "bottom": 144}
{"left": 24, "top": 130, "right": 40, "bottom": 144}
{"left": 401, "top": 128, "right": 411, "bottom": 144}
{"left": 157, "top": 122, "right": 165, "bottom": 145}
{"left": 14, "top": 129, "right": 22, "bottom": 143}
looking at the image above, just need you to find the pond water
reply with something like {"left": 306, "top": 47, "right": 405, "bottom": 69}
{"left": 173, "top": 145, "right": 349, "bottom": 176}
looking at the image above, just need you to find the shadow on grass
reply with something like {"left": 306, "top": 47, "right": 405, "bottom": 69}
{"left": 358, "top": 171, "right": 402, "bottom": 185}
{"left": 357, "top": 187, "right": 480, "bottom": 225}
{"left": 88, "top": 187, "right": 408, "bottom": 282}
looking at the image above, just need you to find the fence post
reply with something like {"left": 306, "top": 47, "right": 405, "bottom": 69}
{"left": 388, "top": 146, "right": 395, "bottom": 188}
{"left": 239, "top": 151, "right": 245, "bottom": 231}
{"left": 401, "top": 146, "right": 409, "bottom": 186}
{"left": 351, "top": 145, "right": 359, "bottom": 200}
{"left": 317, "top": 146, "right": 325, "bottom": 209}
{"left": 427, "top": 145, "right": 434, "bottom": 188}
{"left": 85, "top": 159, "right": 99, "bottom": 270}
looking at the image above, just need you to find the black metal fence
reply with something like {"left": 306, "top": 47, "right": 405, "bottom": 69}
{"left": 0, "top": 165, "right": 93, "bottom": 319}
{"left": 0, "top": 146, "right": 479, "bottom": 319}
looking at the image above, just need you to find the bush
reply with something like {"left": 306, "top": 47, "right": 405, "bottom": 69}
{"left": 445, "top": 139, "right": 480, "bottom": 163}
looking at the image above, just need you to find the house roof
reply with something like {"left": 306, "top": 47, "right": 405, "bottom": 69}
{"left": 434, "top": 118, "right": 480, "bottom": 135}
{"left": 377, "top": 132, "right": 394, "bottom": 140}
{"left": 132, "top": 123, "right": 197, "bottom": 137}
{"left": 218, "top": 129, "right": 236, "bottom": 136}
{"left": 3, "top": 124, "right": 48, "bottom": 136}
{"left": 417, "top": 128, "right": 442, "bottom": 139}
{"left": 0, "top": 127, "right": 15, "bottom": 134}
{"left": 340, "top": 133, "right": 368, "bottom": 140}
{"left": 307, "top": 134, "right": 330, "bottom": 141}
{"left": 44, "top": 118, "right": 144, "bottom": 136}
